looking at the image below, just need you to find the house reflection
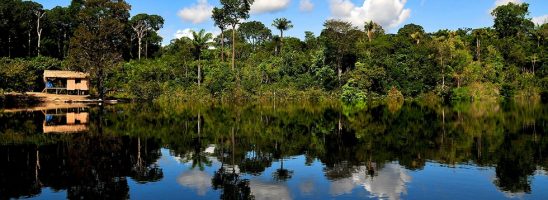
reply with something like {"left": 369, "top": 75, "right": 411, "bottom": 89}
{"left": 43, "top": 107, "right": 89, "bottom": 134}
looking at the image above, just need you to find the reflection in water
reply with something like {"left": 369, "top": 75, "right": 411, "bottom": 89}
{"left": 43, "top": 107, "right": 89, "bottom": 134}
{"left": 178, "top": 170, "right": 213, "bottom": 196}
{"left": 329, "top": 164, "right": 410, "bottom": 200}
{"left": 0, "top": 101, "right": 547, "bottom": 199}
{"left": 249, "top": 180, "right": 292, "bottom": 200}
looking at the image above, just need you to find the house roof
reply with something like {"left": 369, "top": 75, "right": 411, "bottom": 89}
{"left": 44, "top": 70, "right": 89, "bottom": 79}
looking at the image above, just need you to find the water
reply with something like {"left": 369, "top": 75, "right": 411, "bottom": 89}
{"left": 0, "top": 101, "right": 547, "bottom": 199}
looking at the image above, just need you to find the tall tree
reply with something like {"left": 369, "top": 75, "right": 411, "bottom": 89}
{"left": 491, "top": 2, "right": 533, "bottom": 38}
{"left": 34, "top": 9, "right": 46, "bottom": 56}
{"left": 212, "top": 7, "right": 228, "bottom": 62}
{"left": 191, "top": 29, "right": 213, "bottom": 86}
{"left": 321, "top": 20, "right": 360, "bottom": 84}
{"left": 215, "top": 0, "right": 254, "bottom": 71}
{"left": 272, "top": 18, "right": 293, "bottom": 54}
{"left": 239, "top": 21, "right": 271, "bottom": 50}
{"left": 67, "top": 0, "right": 131, "bottom": 100}
{"left": 129, "top": 14, "right": 164, "bottom": 60}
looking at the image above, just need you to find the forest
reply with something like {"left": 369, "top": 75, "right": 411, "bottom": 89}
{"left": 0, "top": 0, "right": 546, "bottom": 106}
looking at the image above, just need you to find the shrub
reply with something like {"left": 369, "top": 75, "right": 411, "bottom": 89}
{"left": 386, "top": 87, "right": 404, "bottom": 113}
{"left": 341, "top": 79, "right": 366, "bottom": 107}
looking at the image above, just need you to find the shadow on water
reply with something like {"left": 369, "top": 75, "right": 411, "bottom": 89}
{"left": 0, "top": 100, "right": 547, "bottom": 199}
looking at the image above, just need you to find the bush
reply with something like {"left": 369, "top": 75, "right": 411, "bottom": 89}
{"left": 386, "top": 87, "right": 404, "bottom": 113}
{"left": 451, "top": 87, "right": 472, "bottom": 102}
{"left": 341, "top": 79, "right": 366, "bottom": 107}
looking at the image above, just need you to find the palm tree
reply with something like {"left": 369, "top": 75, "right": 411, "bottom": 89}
{"left": 191, "top": 29, "right": 213, "bottom": 86}
{"left": 272, "top": 18, "right": 293, "bottom": 54}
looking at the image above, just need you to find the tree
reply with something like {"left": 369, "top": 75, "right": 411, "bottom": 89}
{"left": 491, "top": 2, "right": 533, "bottom": 38}
{"left": 364, "top": 21, "right": 383, "bottom": 42}
{"left": 321, "top": 20, "right": 360, "bottom": 84}
{"left": 191, "top": 29, "right": 213, "bottom": 86}
{"left": 130, "top": 14, "right": 164, "bottom": 60}
{"left": 239, "top": 21, "right": 271, "bottom": 50}
{"left": 215, "top": 0, "right": 254, "bottom": 71}
{"left": 66, "top": 0, "right": 131, "bottom": 100}
{"left": 212, "top": 7, "right": 228, "bottom": 62}
{"left": 272, "top": 18, "right": 293, "bottom": 54}
{"left": 47, "top": 6, "right": 72, "bottom": 58}
{"left": 34, "top": 9, "right": 46, "bottom": 56}
{"left": 471, "top": 28, "right": 490, "bottom": 61}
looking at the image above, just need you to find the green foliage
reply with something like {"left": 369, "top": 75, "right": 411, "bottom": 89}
{"left": 341, "top": 79, "right": 366, "bottom": 107}
{"left": 1, "top": 0, "right": 546, "bottom": 105}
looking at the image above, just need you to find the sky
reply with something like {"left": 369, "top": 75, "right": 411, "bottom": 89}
{"left": 35, "top": 0, "right": 548, "bottom": 45}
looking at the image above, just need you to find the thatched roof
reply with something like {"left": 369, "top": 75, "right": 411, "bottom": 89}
{"left": 44, "top": 70, "right": 89, "bottom": 79}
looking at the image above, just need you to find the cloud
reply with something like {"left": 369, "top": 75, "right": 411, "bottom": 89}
{"left": 174, "top": 29, "right": 218, "bottom": 40}
{"left": 494, "top": 0, "right": 523, "bottom": 7}
{"left": 174, "top": 29, "right": 194, "bottom": 39}
{"left": 250, "top": 180, "right": 292, "bottom": 200}
{"left": 177, "top": 170, "right": 212, "bottom": 196}
{"left": 490, "top": 0, "right": 523, "bottom": 12}
{"left": 178, "top": 0, "right": 213, "bottom": 24}
{"left": 300, "top": 0, "right": 314, "bottom": 12}
{"left": 532, "top": 15, "right": 548, "bottom": 25}
{"left": 328, "top": 0, "right": 411, "bottom": 29}
{"left": 251, "top": 0, "right": 291, "bottom": 14}
{"left": 329, "top": 163, "right": 411, "bottom": 200}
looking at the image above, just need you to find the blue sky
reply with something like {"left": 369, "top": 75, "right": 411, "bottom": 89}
{"left": 35, "top": 0, "right": 547, "bottom": 45}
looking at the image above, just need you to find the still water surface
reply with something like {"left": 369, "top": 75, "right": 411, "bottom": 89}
{"left": 0, "top": 101, "right": 547, "bottom": 199}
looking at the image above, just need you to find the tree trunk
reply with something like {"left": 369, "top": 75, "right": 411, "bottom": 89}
{"left": 280, "top": 30, "right": 283, "bottom": 55}
{"left": 145, "top": 40, "right": 148, "bottom": 59}
{"left": 138, "top": 37, "right": 142, "bottom": 60}
{"left": 63, "top": 32, "right": 67, "bottom": 58}
{"left": 232, "top": 26, "right": 236, "bottom": 71}
{"left": 198, "top": 57, "right": 201, "bottom": 86}
{"left": 28, "top": 29, "right": 32, "bottom": 56}
{"left": 8, "top": 35, "right": 11, "bottom": 58}
{"left": 441, "top": 57, "right": 445, "bottom": 89}
{"left": 221, "top": 30, "right": 225, "bottom": 62}
{"left": 98, "top": 68, "right": 105, "bottom": 100}
{"left": 36, "top": 11, "right": 45, "bottom": 56}
{"left": 476, "top": 38, "right": 481, "bottom": 62}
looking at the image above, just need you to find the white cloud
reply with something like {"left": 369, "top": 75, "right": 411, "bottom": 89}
{"left": 329, "top": 163, "right": 411, "bottom": 200}
{"left": 490, "top": 0, "right": 523, "bottom": 12}
{"left": 177, "top": 0, "right": 213, "bottom": 24}
{"left": 250, "top": 180, "right": 292, "bottom": 200}
{"left": 251, "top": 0, "right": 291, "bottom": 14}
{"left": 174, "top": 29, "right": 194, "bottom": 39}
{"left": 174, "top": 29, "right": 218, "bottom": 40}
{"left": 532, "top": 15, "right": 548, "bottom": 25}
{"left": 177, "top": 170, "right": 212, "bottom": 196}
{"left": 494, "top": 0, "right": 522, "bottom": 7}
{"left": 328, "top": 0, "right": 411, "bottom": 29}
{"left": 300, "top": 0, "right": 314, "bottom": 12}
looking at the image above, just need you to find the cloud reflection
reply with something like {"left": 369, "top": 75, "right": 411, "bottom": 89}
{"left": 177, "top": 170, "right": 212, "bottom": 196}
{"left": 250, "top": 180, "right": 292, "bottom": 200}
{"left": 330, "top": 163, "right": 411, "bottom": 200}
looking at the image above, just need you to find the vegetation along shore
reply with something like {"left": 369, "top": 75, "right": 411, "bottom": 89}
{"left": 0, "top": 0, "right": 546, "bottom": 107}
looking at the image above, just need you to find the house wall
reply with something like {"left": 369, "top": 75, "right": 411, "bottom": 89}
{"left": 67, "top": 79, "right": 76, "bottom": 90}
{"left": 77, "top": 79, "right": 89, "bottom": 90}
{"left": 66, "top": 79, "right": 89, "bottom": 91}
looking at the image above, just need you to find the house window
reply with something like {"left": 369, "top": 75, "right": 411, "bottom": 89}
{"left": 76, "top": 79, "right": 81, "bottom": 84}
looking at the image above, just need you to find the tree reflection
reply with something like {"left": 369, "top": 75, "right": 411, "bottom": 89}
{"left": 0, "top": 100, "right": 547, "bottom": 198}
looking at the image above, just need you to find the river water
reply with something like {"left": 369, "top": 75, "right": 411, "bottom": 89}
{"left": 0, "top": 101, "right": 547, "bottom": 199}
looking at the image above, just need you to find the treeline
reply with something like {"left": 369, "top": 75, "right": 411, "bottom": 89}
{"left": 0, "top": 0, "right": 163, "bottom": 59}
{"left": 0, "top": 0, "right": 546, "bottom": 104}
